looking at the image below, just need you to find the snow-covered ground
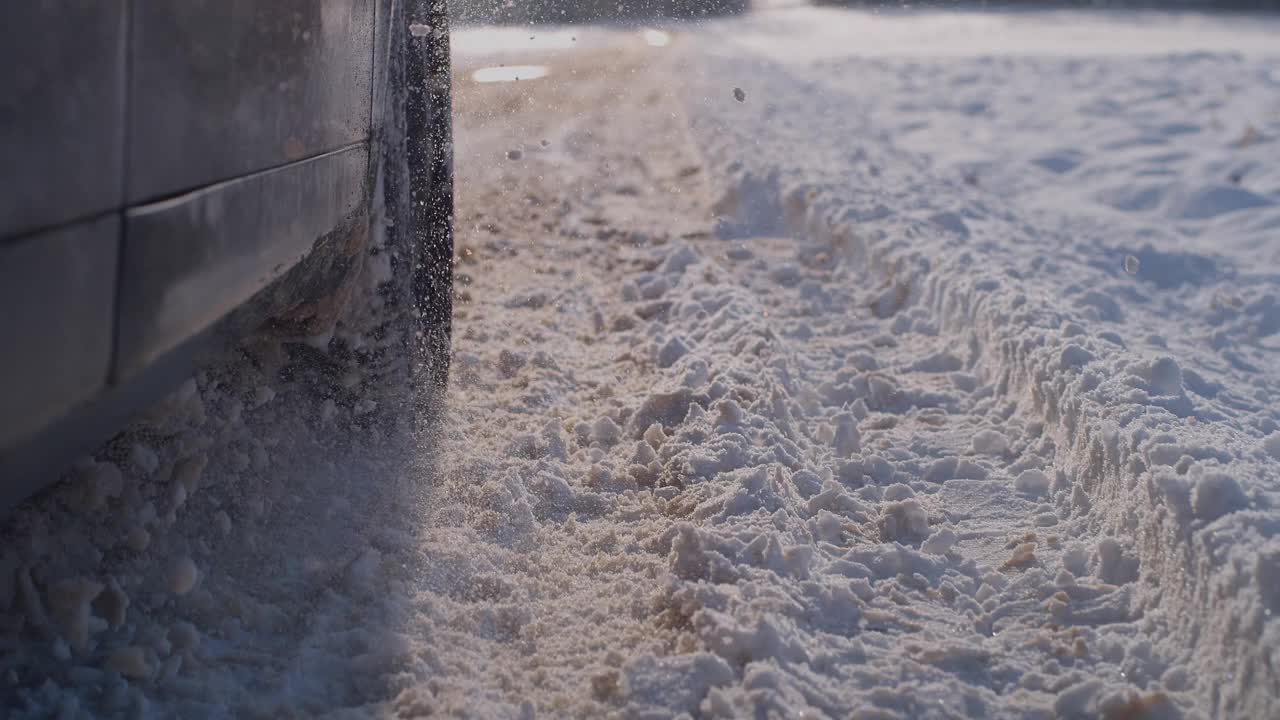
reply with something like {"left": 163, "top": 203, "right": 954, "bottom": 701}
{"left": 3, "top": 6, "right": 1279, "bottom": 719}
{"left": 669, "top": 9, "right": 1280, "bottom": 717}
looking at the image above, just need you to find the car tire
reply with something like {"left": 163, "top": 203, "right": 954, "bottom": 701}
{"left": 372, "top": 0, "right": 455, "bottom": 427}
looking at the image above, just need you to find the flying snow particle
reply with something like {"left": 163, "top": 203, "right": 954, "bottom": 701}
{"left": 408, "top": 23, "right": 431, "bottom": 37}
{"left": 733, "top": 87, "right": 746, "bottom": 103}
{"left": 1124, "top": 255, "right": 1140, "bottom": 275}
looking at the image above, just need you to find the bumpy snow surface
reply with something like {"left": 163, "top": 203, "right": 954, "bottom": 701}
{"left": 4, "top": 8, "right": 1280, "bottom": 719}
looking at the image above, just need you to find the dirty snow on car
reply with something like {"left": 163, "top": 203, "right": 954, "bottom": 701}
{"left": 4, "top": 3, "right": 1280, "bottom": 719}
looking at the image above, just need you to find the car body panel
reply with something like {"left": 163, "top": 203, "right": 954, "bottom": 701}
{"left": 0, "top": 0, "right": 407, "bottom": 514}
{"left": 117, "top": 143, "right": 369, "bottom": 380}
{"left": 0, "top": 217, "right": 119, "bottom": 451}
{"left": 128, "top": 0, "right": 376, "bottom": 203}
{"left": 0, "top": 0, "right": 126, "bottom": 239}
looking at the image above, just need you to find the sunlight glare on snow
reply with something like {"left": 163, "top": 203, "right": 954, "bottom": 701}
{"left": 471, "top": 65, "right": 550, "bottom": 83}
{"left": 642, "top": 29, "right": 671, "bottom": 47}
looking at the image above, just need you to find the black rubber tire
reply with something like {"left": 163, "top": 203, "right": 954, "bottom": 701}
{"left": 381, "top": 0, "right": 454, "bottom": 419}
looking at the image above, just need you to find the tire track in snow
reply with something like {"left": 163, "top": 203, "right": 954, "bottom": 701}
{"left": 680, "top": 44, "right": 1279, "bottom": 718}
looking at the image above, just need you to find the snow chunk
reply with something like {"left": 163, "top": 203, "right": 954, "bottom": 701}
{"left": 128, "top": 445, "right": 160, "bottom": 476}
{"left": 591, "top": 417, "right": 623, "bottom": 447}
{"left": 768, "top": 263, "right": 803, "bottom": 287}
{"left": 105, "top": 647, "right": 151, "bottom": 680}
{"left": 1092, "top": 538, "right": 1138, "bottom": 585}
{"left": 169, "top": 621, "right": 199, "bottom": 654}
{"left": 622, "top": 652, "right": 735, "bottom": 712}
{"left": 1190, "top": 472, "right": 1247, "bottom": 522}
{"left": 657, "top": 336, "right": 690, "bottom": 368}
{"left": 922, "top": 527, "right": 958, "bottom": 555}
{"left": 96, "top": 578, "right": 129, "bottom": 629}
{"left": 1059, "top": 344, "right": 1094, "bottom": 370}
{"left": 669, "top": 523, "right": 718, "bottom": 581}
{"left": 1014, "top": 469, "right": 1051, "bottom": 498}
{"left": 49, "top": 578, "right": 104, "bottom": 654}
{"left": 498, "top": 349, "right": 527, "bottom": 378}
{"left": 345, "top": 549, "right": 383, "bottom": 595}
{"left": 833, "top": 413, "right": 861, "bottom": 458}
{"left": 867, "top": 375, "right": 898, "bottom": 409}
{"left": 252, "top": 385, "right": 275, "bottom": 409}
{"left": 643, "top": 423, "right": 668, "bottom": 449}
{"left": 662, "top": 246, "right": 699, "bottom": 275}
{"left": 1262, "top": 431, "right": 1280, "bottom": 461}
{"left": 1138, "top": 356, "right": 1183, "bottom": 396}
{"left": 879, "top": 499, "right": 930, "bottom": 542}
{"left": 126, "top": 526, "right": 151, "bottom": 552}
{"left": 639, "top": 275, "right": 672, "bottom": 300}
{"left": 631, "top": 388, "right": 694, "bottom": 438}
{"left": 168, "top": 557, "right": 199, "bottom": 596}
{"left": 72, "top": 462, "right": 123, "bottom": 511}
{"left": 715, "top": 399, "right": 745, "bottom": 427}
{"left": 171, "top": 455, "right": 207, "bottom": 499}
{"left": 972, "top": 429, "right": 1009, "bottom": 455}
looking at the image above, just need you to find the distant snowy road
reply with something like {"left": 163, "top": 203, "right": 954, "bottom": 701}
{"left": 5, "top": 6, "right": 1280, "bottom": 719}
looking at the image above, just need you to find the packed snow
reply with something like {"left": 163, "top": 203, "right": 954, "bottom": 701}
{"left": 3, "top": 6, "right": 1279, "bottom": 719}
